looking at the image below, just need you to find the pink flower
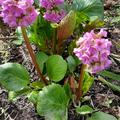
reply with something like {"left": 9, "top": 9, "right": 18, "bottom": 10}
{"left": 73, "top": 29, "right": 112, "bottom": 73}
{"left": 40, "top": 0, "right": 66, "bottom": 23}
{"left": 43, "top": 10, "right": 66, "bottom": 23}
{"left": 40, "top": 0, "right": 64, "bottom": 9}
{"left": 1, "top": 0, "right": 38, "bottom": 27}
{"left": 0, "top": 0, "right": 4, "bottom": 5}
{"left": 98, "top": 28, "right": 107, "bottom": 37}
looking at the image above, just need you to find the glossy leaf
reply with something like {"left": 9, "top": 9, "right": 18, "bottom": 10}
{"left": 28, "top": 91, "right": 39, "bottom": 104}
{"left": 76, "top": 12, "right": 89, "bottom": 23}
{"left": 46, "top": 55, "right": 67, "bottom": 82}
{"left": 74, "top": 56, "right": 81, "bottom": 66}
{"left": 84, "top": 16, "right": 104, "bottom": 31}
{"left": 99, "top": 70, "right": 120, "bottom": 81}
{"left": 67, "top": 56, "right": 77, "bottom": 73}
{"left": 72, "top": 0, "right": 104, "bottom": 20}
{"left": 87, "top": 112, "right": 117, "bottom": 120}
{"left": 30, "top": 81, "right": 45, "bottom": 90}
{"left": 8, "top": 87, "right": 31, "bottom": 101}
{"left": 13, "top": 27, "right": 23, "bottom": 45}
{"left": 36, "top": 52, "right": 48, "bottom": 72}
{"left": 0, "top": 63, "right": 30, "bottom": 91}
{"left": 29, "top": 15, "right": 53, "bottom": 49}
{"left": 76, "top": 105, "right": 94, "bottom": 115}
{"left": 98, "top": 77, "right": 120, "bottom": 93}
{"left": 64, "top": 83, "right": 72, "bottom": 99}
{"left": 82, "top": 72, "right": 94, "bottom": 94}
{"left": 37, "top": 84, "right": 70, "bottom": 120}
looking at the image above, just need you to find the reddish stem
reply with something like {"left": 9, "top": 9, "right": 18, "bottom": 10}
{"left": 21, "top": 27, "right": 48, "bottom": 85}
{"left": 76, "top": 64, "right": 86, "bottom": 102}
{"left": 70, "top": 76, "right": 76, "bottom": 94}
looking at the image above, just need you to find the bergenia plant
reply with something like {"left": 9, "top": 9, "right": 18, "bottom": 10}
{"left": 0, "top": 0, "right": 116, "bottom": 120}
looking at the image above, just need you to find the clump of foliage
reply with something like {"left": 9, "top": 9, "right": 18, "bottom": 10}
{"left": 0, "top": 0, "right": 119, "bottom": 120}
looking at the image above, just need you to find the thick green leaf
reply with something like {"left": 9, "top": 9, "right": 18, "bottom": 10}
{"left": 83, "top": 72, "right": 94, "bottom": 94}
{"left": 67, "top": 56, "right": 77, "bottom": 73}
{"left": 98, "top": 77, "right": 120, "bottom": 93}
{"left": 99, "top": 70, "right": 120, "bottom": 81}
{"left": 76, "top": 12, "right": 89, "bottom": 23}
{"left": 29, "top": 15, "right": 53, "bottom": 49}
{"left": 64, "top": 83, "right": 72, "bottom": 99}
{"left": 28, "top": 91, "right": 39, "bottom": 104}
{"left": 46, "top": 55, "right": 67, "bottom": 82}
{"left": 72, "top": 0, "right": 104, "bottom": 20}
{"left": 34, "top": 0, "right": 39, "bottom": 7}
{"left": 8, "top": 87, "right": 31, "bottom": 101}
{"left": 74, "top": 56, "right": 81, "bottom": 66}
{"left": 76, "top": 105, "right": 94, "bottom": 115}
{"left": 68, "top": 40, "right": 77, "bottom": 55}
{"left": 12, "top": 40, "right": 23, "bottom": 45}
{"left": 0, "top": 63, "right": 30, "bottom": 91}
{"left": 84, "top": 16, "right": 105, "bottom": 31}
{"left": 30, "top": 81, "right": 44, "bottom": 90}
{"left": 37, "top": 84, "right": 70, "bottom": 120}
{"left": 36, "top": 52, "right": 48, "bottom": 72}
{"left": 13, "top": 27, "right": 23, "bottom": 45}
{"left": 87, "top": 112, "right": 117, "bottom": 120}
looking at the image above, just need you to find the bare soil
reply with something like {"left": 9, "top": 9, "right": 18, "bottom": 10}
{"left": 0, "top": 1, "right": 120, "bottom": 119}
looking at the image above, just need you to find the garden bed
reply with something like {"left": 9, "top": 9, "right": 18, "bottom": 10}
{"left": 0, "top": 0, "right": 120, "bottom": 120}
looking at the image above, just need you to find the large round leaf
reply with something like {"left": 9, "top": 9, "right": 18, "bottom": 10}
{"left": 36, "top": 52, "right": 48, "bottom": 72}
{"left": 37, "top": 83, "right": 69, "bottom": 120}
{"left": 0, "top": 63, "right": 30, "bottom": 91}
{"left": 46, "top": 55, "right": 67, "bottom": 82}
{"left": 76, "top": 105, "right": 94, "bottom": 115}
{"left": 72, "top": 0, "right": 104, "bottom": 20}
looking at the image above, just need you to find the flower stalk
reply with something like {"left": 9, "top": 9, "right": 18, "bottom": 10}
{"left": 21, "top": 27, "right": 48, "bottom": 85}
{"left": 53, "top": 28, "right": 57, "bottom": 54}
{"left": 76, "top": 64, "right": 86, "bottom": 102}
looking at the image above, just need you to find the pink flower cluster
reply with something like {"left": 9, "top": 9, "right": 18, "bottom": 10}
{"left": 40, "top": 0, "right": 66, "bottom": 23}
{"left": 74, "top": 29, "right": 112, "bottom": 73}
{"left": 40, "top": 0, "right": 64, "bottom": 9}
{"left": 43, "top": 10, "right": 66, "bottom": 23}
{"left": 0, "top": 0, "right": 3, "bottom": 5}
{"left": 0, "top": 0, "right": 38, "bottom": 27}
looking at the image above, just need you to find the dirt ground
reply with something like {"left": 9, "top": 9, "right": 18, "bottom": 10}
{"left": 0, "top": 0, "right": 120, "bottom": 120}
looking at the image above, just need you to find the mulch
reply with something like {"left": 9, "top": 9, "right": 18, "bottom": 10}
{"left": 0, "top": 1, "right": 120, "bottom": 119}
